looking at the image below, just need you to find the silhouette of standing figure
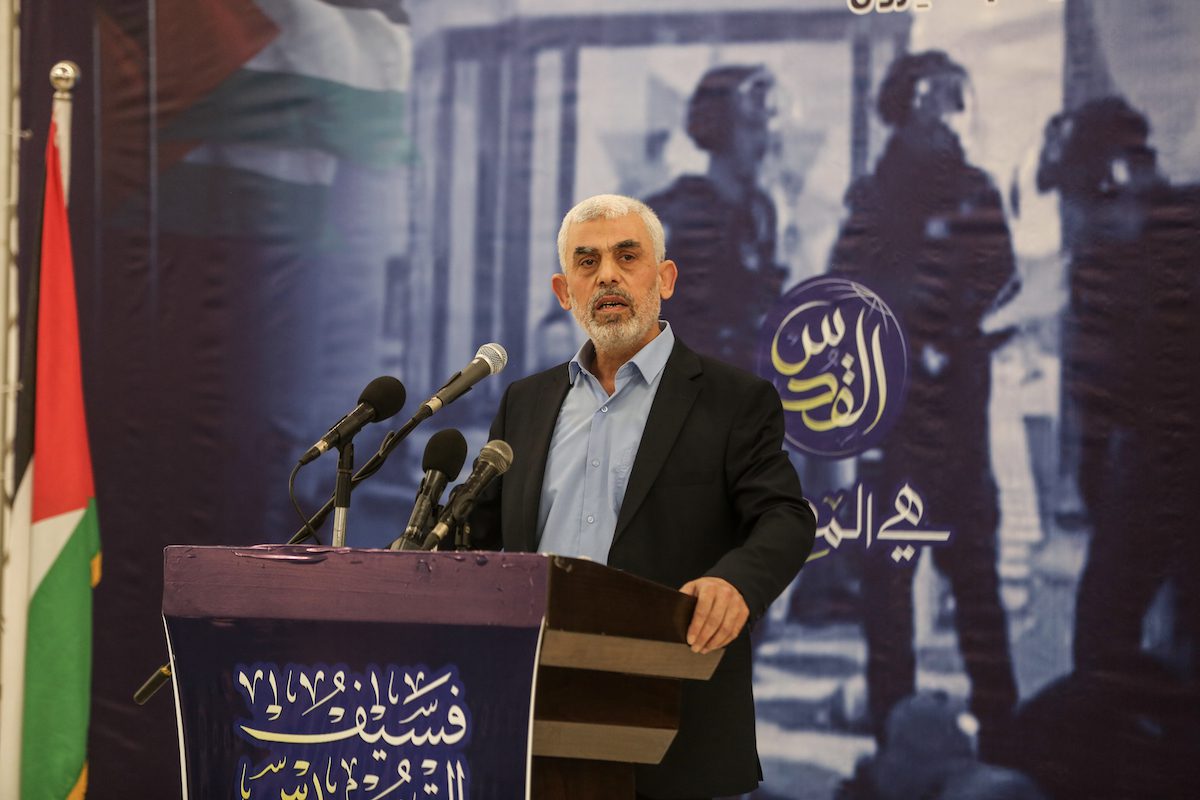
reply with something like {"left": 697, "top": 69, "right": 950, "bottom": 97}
{"left": 829, "top": 51, "right": 1019, "bottom": 759}
{"left": 1040, "top": 97, "right": 1200, "bottom": 684}
{"left": 647, "top": 64, "right": 787, "bottom": 374}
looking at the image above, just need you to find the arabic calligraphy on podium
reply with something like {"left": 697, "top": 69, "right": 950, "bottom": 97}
{"left": 233, "top": 663, "right": 472, "bottom": 800}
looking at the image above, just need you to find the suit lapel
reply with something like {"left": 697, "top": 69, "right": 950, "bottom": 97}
{"left": 612, "top": 342, "right": 702, "bottom": 544}
{"left": 511, "top": 365, "right": 571, "bottom": 552}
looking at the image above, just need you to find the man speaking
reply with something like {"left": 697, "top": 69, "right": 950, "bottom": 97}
{"left": 469, "top": 194, "right": 815, "bottom": 799}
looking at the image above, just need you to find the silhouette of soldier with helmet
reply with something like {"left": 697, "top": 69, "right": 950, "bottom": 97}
{"left": 1039, "top": 96, "right": 1200, "bottom": 686}
{"left": 829, "top": 50, "right": 1020, "bottom": 759}
{"left": 646, "top": 64, "right": 787, "bottom": 374}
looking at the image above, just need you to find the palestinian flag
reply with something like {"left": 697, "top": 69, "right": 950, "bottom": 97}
{"left": 99, "top": 0, "right": 412, "bottom": 241}
{"left": 4, "top": 117, "right": 101, "bottom": 799}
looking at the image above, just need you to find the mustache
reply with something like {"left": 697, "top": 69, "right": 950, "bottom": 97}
{"left": 588, "top": 285, "right": 635, "bottom": 309}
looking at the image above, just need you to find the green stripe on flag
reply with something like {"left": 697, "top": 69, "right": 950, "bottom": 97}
{"left": 162, "top": 69, "right": 412, "bottom": 169}
{"left": 21, "top": 500, "right": 99, "bottom": 800}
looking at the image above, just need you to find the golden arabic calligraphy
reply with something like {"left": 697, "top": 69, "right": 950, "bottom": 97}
{"left": 772, "top": 305, "right": 889, "bottom": 435}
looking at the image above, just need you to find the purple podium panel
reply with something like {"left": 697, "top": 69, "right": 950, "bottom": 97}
{"left": 163, "top": 546, "right": 550, "bottom": 800}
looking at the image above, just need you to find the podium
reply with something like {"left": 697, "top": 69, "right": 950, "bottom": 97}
{"left": 162, "top": 545, "right": 722, "bottom": 799}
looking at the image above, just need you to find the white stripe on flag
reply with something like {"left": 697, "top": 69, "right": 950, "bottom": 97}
{"left": 28, "top": 507, "right": 87, "bottom": 599}
{"left": 183, "top": 142, "right": 339, "bottom": 186}
{"left": 247, "top": 0, "right": 412, "bottom": 93}
{"left": 0, "top": 466, "right": 34, "bottom": 799}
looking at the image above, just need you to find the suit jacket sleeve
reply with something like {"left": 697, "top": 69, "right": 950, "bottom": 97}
{"left": 704, "top": 377, "right": 816, "bottom": 622}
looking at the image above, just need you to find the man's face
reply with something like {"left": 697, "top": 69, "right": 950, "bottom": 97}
{"left": 552, "top": 213, "right": 677, "bottom": 356}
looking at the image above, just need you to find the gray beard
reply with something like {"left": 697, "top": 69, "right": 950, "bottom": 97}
{"left": 570, "top": 285, "right": 661, "bottom": 355}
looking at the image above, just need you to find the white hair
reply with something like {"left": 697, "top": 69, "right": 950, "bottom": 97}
{"left": 556, "top": 194, "right": 667, "bottom": 271}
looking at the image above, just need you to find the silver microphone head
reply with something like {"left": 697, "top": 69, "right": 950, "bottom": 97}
{"left": 476, "top": 343, "right": 508, "bottom": 375}
{"left": 478, "top": 439, "right": 514, "bottom": 474}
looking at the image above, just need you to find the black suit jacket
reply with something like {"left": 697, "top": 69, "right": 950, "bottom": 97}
{"left": 469, "top": 338, "right": 815, "bottom": 798}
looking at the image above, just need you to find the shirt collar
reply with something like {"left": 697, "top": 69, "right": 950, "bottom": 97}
{"left": 568, "top": 321, "right": 675, "bottom": 384}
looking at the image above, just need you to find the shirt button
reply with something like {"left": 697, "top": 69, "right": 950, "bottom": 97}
{"left": 586, "top": 515, "right": 595, "bottom": 524}
{"left": 591, "top": 459, "right": 600, "bottom": 468}
{"left": 601, "top": 406, "right": 608, "bottom": 413}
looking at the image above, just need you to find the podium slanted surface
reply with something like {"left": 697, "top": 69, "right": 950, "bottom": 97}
{"left": 162, "top": 546, "right": 721, "bottom": 799}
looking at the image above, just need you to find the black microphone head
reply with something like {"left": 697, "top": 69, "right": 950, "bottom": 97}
{"left": 358, "top": 376, "right": 407, "bottom": 421}
{"left": 423, "top": 428, "right": 469, "bottom": 479}
{"left": 476, "top": 343, "right": 508, "bottom": 375}
{"left": 478, "top": 439, "right": 514, "bottom": 474}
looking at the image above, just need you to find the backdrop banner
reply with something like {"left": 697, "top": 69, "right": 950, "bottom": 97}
{"left": 14, "top": 1, "right": 1199, "bottom": 798}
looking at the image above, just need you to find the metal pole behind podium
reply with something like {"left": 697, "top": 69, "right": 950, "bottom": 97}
{"left": 331, "top": 442, "right": 354, "bottom": 547}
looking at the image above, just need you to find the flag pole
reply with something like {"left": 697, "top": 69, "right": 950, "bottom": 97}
{"left": 0, "top": 59, "right": 84, "bottom": 794}
{"left": 49, "top": 61, "right": 79, "bottom": 203}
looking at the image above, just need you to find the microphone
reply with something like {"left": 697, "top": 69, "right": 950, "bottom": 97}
{"left": 391, "top": 428, "right": 469, "bottom": 550}
{"left": 298, "top": 376, "right": 407, "bottom": 465}
{"left": 418, "top": 344, "right": 508, "bottom": 418}
{"left": 422, "top": 439, "right": 514, "bottom": 550}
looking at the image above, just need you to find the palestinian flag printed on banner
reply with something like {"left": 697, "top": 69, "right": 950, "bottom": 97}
{"left": 8, "top": 117, "right": 101, "bottom": 800}
{"left": 142, "top": 0, "right": 413, "bottom": 240}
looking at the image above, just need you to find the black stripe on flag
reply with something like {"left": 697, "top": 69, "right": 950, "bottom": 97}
{"left": 318, "top": 0, "right": 409, "bottom": 25}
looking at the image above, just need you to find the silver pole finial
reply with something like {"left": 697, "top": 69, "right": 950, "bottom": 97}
{"left": 49, "top": 61, "right": 82, "bottom": 199}
{"left": 50, "top": 61, "right": 81, "bottom": 98}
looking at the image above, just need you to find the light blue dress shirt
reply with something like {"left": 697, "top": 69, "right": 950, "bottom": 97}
{"left": 536, "top": 323, "right": 676, "bottom": 563}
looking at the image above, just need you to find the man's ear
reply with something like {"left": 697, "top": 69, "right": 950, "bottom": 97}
{"left": 551, "top": 272, "right": 572, "bottom": 310}
{"left": 658, "top": 260, "right": 678, "bottom": 300}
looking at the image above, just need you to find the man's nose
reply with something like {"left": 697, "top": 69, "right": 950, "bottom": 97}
{"left": 595, "top": 255, "right": 621, "bottom": 283}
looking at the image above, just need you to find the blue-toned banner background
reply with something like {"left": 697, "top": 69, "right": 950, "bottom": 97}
{"left": 167, "top": 617, "right": 538, "bottom": 799}
{"left": 17, "top": 1, "right": 1200, "bottom": 797}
